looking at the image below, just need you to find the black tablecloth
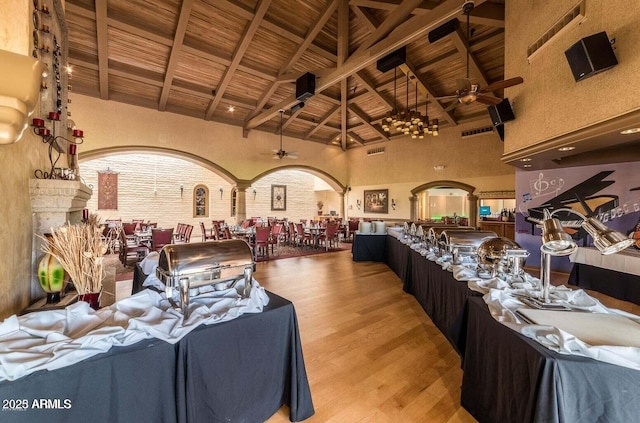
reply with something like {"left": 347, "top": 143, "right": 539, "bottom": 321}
{"left": 460, "top": 296, "right": 640, "bottom": 423}
{"left": 405, "top": 250, "right": 480, "bottom": 352}
{"left": 385, "top": 235, "right": 411, "bottom": 282}
{"left": 568, "top": 262, "right": 640, "bottom": 305}
{"left": 0, "top": 292, "right": 314, "bottom": 423}
{"left": 351, "top": 233, "right": 387, "bottom": 262}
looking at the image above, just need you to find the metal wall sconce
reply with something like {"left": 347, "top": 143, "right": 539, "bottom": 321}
{"left": 356, "top": 199, "right": 361, "bottom": 210}
{"left": 219, "top": 187, "right": 224, "bottom": 199}
{"left": 180, "top": 184, "right": 184, "bottom": 198}
{"left": 252, "top": 188, "right": 257, "bottom": 200}
{"left": 536, "top": 208, "right": 633, "bottom": 305}
{"left": 0, "top": 49, "right": 45, "bottom": 144}
{"left": 391, "top": 199, "right": 397, "bottom": 210}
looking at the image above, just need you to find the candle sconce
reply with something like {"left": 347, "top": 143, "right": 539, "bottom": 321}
{"left": 31, "top": 115, "right": 84, "bottom": 180}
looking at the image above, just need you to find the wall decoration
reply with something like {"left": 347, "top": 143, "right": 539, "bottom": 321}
{"left": 98, "top": 170, "right": 118, "bottom": 210}
{"left": 515, "top": 162, "right": 640, "bottom": 271}
{"left": 271, "top": 185, "right": 286, "bottom": 211}
{"left": 364, "top": 189, "right": 389, "bottom": 213}
{"left": 193, "top": 184, "right": 209, "bottom": 217}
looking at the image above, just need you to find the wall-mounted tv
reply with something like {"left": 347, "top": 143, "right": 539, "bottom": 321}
{"left": 479, "top": 206, "right": 491, "bottom": 216}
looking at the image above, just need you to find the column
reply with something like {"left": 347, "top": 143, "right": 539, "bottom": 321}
{"left": 339, "top": 191, "right": 346, "bottom": 219}
{"left": 467, "top": 194, "right": 478, "bottom": 228}
{"left": 235, "top": 181, "right": 251, "bottom": 223}
{"left": 409, "top": 195, "right": 418, "bottom": 221}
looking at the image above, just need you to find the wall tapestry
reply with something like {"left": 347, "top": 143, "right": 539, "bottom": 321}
{"left": 98, "top": 171, "right": 118, "bottom": 210}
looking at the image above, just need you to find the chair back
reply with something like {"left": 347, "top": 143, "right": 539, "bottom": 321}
{"left": 272, "top": 223, "right": 283, "bottom": 236}
{"left": 255, "top": 226, "right": 270, "bottom": 243}
{"left": 183, "top": 225, "right": 193, "bottom": 242}
{"left": 122, "top": 223, "right": 137, "bottom": 235}
{"left": 326, "top": 223, "right": 338, "bottom": 237}
{"left": 223, "top": 227, "right": 232, "bottom": 240}
{"left": 200, "top": 222, "right": 207, "bottom": 237}
{"left": 152, "top": 228, "right": 174, "bottom": 251}
{"left": 212, "top": 224, "right": 221, "bottom": 240}
{"left": 348, "top": 220, "right": 360, "bottom": 232}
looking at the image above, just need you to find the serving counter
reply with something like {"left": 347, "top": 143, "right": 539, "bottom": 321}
{"left": 0, "top": 292, "right": 314, "bottom": 423}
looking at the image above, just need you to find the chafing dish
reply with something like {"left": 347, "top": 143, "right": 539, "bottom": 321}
{"left": 477, "top": 237, "right": 529, "bottom": 279}
{"left": 156, "top": 239, "right": 254, "bottom": 316}
{"left": 439, "top": 230, "right": 498, "bottom": 263}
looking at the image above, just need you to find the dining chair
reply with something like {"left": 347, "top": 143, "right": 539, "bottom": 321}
{"left": 318, "top": 223, "right": 339, "bottom": 251}
{"left": 118, "top": 228, "right": 148, "bottom": 266}
{"left": 223, "top": 227, "right": 232, "bottom": 240}
{"left": 252, "top": 226, "right": 271, "bottom": 260}
{"left": 200, "top": 222, "right": 215, "bottom": 241}
{"left": 151, "top": 228, "right": 174, "bottom": 252}
{"left": 295, "top": 223, "right": 312, "bottom": 248}
{"left": 269, "top": 223, "right": 284, "bottom": 255}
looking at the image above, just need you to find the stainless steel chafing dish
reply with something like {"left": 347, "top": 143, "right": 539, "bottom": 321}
{"left": 439, "top": 230, "right": 498, "bottom": 263}
{"left": 156, "top": 239, "right": 254, "bottom": 316}
{"left": 477, "top": 237, "right": 529, "bottom": 279}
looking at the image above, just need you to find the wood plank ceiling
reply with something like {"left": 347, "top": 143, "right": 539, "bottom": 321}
{"left": 65, "top": 0, "right": 507, "bottom": 150}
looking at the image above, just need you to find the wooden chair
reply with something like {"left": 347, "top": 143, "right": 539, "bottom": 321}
{"left": 252, "top": 226, "right": 271, "bottom": 260}
{"left": 200, "top": 222, "right": 215, "bottom": 241}
{"left": 151, "top": 228, "right": 174, "bottom": 252}
{"left": 118, "top": 228, "right": 148, "bottom": 266}
{"left": 212, "top": 223, "right": 222, "bottom": 240}
{"left": 295, "top": 223, "right": 312, "bottom": 248}
{"left": 318, "top": 223, "right": 340, "bottom": 251}
{"left": 269, "top": 223, "right": 285, "bottom": 255}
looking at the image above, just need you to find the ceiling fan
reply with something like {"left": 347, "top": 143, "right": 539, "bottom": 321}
{"left": 272, "top": 109, "right": 298, "bottom": 159}
{"left": 435, "top": 1, "right": 523, "bottom": 112}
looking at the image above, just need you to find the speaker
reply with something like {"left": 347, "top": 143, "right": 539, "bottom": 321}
{"left": 376, "top": 46, "right": 406, "bottom": 72}
{"left": 428, "top": 18, "right": 459, "bottom": 43}
{"left": 487, "top": 98, "right": 515, "bottom": 126}
{"left": 495, "top": 124, "right": 505, "bottom": 142}
{"left": 296, "top": 72, "right": 315, "bottom": 102}
{"left": 564, "top": 32, "right": 618, "bottom": 82}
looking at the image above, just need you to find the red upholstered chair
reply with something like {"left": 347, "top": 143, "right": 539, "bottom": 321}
{"left": 318, "top": 223, "right": 340, "bottom": 251}
{"left": 269, "top": 223, "right": 285, "bottom": 255}
{"left": 118, "top": 228, "right": 148, "bottom": 266}
{"left": 295, "top": 223, "right": 312, "bottom": 248}
{"left": 251, "top": 226, "right": 271, "bottom": 260}
{"left": 151, "top": 228, "right": 174, "bottom": 252}
{"left": 200, "top": 222, "right": 215, "bottom": 241}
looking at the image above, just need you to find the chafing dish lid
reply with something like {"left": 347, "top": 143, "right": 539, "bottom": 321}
{"left": 157, "top": 239, "right": 253, "bottom": 277}
{"left": 440, "top": 230, "right": 497, "bottom": 246}
{"left": 477, "top": 237, "right": 528, "bottom": 263}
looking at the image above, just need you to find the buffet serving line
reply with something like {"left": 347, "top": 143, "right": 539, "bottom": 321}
{"left": 0, "top": 240, "right": 314, "bottom": 423}
{"left": 369, "top": 222, "right": 640, "bottom": 422}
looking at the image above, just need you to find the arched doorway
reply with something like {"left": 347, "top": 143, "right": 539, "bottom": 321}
{"left": 410, "top": 180, "right": 478, "bottom": 226}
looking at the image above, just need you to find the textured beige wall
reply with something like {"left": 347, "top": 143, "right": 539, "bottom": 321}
{"left": 80, "top": 154, "right": 340, "bottom": 228}
{"left": 504, "top": 0, "right": 640, "bottom": 154}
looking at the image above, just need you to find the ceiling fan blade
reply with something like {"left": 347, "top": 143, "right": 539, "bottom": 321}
{"left": 433, "top": 94, "right": 460, "bottom": 100}
{"left": 444, "top": 100, "right": 460, "bottom": 112}
{"left": 480, "top": 77, "right": 524, "bottom": 93}
{"left": 476, "top": 94, "right": 504, "bottom": 105}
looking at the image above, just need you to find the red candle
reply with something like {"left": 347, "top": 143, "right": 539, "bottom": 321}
{"left": 48, "top": 112, "right": 59, "bottom": 120}
{"left": 69, "top": 144, "right": 77, "bottom": 155}
{"left": 32, "top": 118, "right": 45, "bottom": 127}
{"left": 39, "top": 128, "right": 50, "bottom": 136}
{"left": 72, "top": 129, "right": 83, "bottom": 138}
{"left": 82, "top": 209, "right": 89, "bottom": 221}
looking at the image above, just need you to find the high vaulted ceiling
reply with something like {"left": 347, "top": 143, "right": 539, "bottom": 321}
{"left": 65, "top": 0, "right": 507, "bottom": 150}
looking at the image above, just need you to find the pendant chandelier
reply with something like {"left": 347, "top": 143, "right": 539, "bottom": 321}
{"left": 381, "top": 68, "right": 438, "bottom": 137}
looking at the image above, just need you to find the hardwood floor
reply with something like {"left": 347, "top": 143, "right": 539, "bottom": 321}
{"left": 255, "top": 250, "right": 477, "bottom": 423}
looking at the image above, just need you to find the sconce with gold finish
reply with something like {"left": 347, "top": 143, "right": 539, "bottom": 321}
{"left": 0, "top": 49, "right": 45, "bottom": 144}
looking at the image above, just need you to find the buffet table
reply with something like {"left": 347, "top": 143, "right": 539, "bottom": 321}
{"left": 460, "top": 296, "right": 640, "bottom": 423}
{"left": 385, "top": 234, "right": 411, "bottom": 282}
{"left": 0, "top": 292, "right": 314, "bottom": 423}
{"left": 351, "top": 232, "right": 387, "bottom": 262}
{"left": 569, "top": 247, "right": 640, "bottom": 305}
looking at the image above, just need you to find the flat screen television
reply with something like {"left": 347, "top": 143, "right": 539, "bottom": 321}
{"left": 479, "top": 206, "right": 491, "bottom": 216}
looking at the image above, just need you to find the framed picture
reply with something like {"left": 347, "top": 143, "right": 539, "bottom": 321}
{"left": 271, "top": 185, "right": 287, "bottom": 211}
{"left": 364, "top": 189, "right": 389, "bottom": 213}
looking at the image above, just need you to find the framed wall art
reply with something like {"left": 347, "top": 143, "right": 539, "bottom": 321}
{"left": 271, "top": 185, "right": 286, "bottom": 211}
{"left": 364, "top": 189, "right": 388, "bottom": 214}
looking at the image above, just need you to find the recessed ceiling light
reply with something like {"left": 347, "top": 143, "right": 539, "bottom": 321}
{"left": 558, "top": 146, "right": 575, "bottom": 151}
{"left": 227, "top": 105, "right": 235, "bottom": 112}
{"left": 433, "top": 165, "right": 445, "bottom": 170}
{"left": 620, "top": 127, "right": 640, "bottom": 135}
{"left": 521, "top": 158, "right": 532, "bottom": 162}
{"left": 523, "top": 164, "right": 532, "bottom": 168}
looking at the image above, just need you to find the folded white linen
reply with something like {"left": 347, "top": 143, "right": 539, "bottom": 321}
{"left": 481, "top": 287, "right": 640, "bottom": 370}
{"left": 0, "top": 279, "right": 269, "bottom": 382}
{"left": 140, "top": 252, "right": 160, "bottom": 275}
{"left": 452, "top": 265, "right": 482, "bottom": 281}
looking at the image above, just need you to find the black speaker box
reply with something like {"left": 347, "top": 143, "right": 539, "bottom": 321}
{"left": 296, "top": 72, "right": 315, "bottom": 102}
{"left": 495, "top": 124, "right": 505, "bottom": 142}
{"left": 564, "top": 31, "right": 618, "bottom": 82}
{"left": 487, "top": 98, "right": 515, "bottom": 126}
{"left": 428, "top": 18, "right": 459, "bottom": 43}
{"left": 376, "top": 46, "right": 406, "bottom": 72}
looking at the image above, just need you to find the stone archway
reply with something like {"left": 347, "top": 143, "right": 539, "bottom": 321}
{"left": 410, "top": 180, "right": 478, "bottom": 226}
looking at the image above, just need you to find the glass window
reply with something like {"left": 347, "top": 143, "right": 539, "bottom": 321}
{"left": 193, "top": 185, "right": 209, "bottom": 217}
{"left": 231, "top": 188, "right": 237, "bottom": 216}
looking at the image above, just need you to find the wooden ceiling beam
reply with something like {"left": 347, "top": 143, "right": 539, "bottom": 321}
{"left": 280, "top": 0, "right": 338, "bottom": 74}
{"left": 353, "top": 72, "right": 394, "bottom": 109}
{"left": 279, "top": 108, "right": 304, "bottom": 134}
{"left": 468, "top": 2, "right": 504, "bottom": 28}
{"left": 159, "top": 0, "right": 195, "bottom": 111}
{"left": 205, "top": 0, "right": 272, "bottom": 119}
{"left": 338, "top": 0, "right": 349, "bottom": 151}
{"left": 245, "top": 0, "right": 480, "bottom": 130}
{"left": 351, "top": 5, "right": 378, "bottom": 33}
{"left": 347, "top": 131, "right": 365, "bottom": 146}
{"left": 357, "top": 0, "right": 426, "bottom": 51}
{"left": 348, "top": 104, "right": 389, "bottom": 140}
{"left": 450, "top": 25, "right": 490, "bottom": 88}
{"left": 94, "top": 0, "right": 109, "bottom": 100}
{"left": 349, "top": 0, "right": 439, "bottom": 13}
{"left": 304, "top": 105, "right": 340, "bottom": 139}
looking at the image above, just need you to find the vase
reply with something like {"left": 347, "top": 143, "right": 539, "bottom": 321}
{"left": 78, "top": 292, "right": 101, "bottom": 310}
{"left": 37, "top": 253, "right": 66, "bottom": 304}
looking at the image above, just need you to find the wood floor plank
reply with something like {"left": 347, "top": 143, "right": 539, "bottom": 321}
{"left": 257, "top": 250, "right": 477, "bottom": 423}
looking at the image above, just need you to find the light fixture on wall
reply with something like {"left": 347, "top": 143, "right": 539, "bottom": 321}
{"left": 0, "top": 49, "right": 45, "bottom": 144}
{"left": 180, "top": 184, "right": 184, "bottom": 198}
{"left": 219, "top": 187, "right": 224, "bottom": 199}
{"left": 392, "top": 199, "right": 397, "bottom": 210}
{"left": 356, "top": 199, "right": 361, "bottom": 210}
{"left": 253, "top": 188, "right": 257, "bottom": 200}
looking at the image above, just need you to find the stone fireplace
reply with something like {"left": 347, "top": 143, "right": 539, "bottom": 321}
{"left": 29, "top": 178, "right": 92, "bottom": 299}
